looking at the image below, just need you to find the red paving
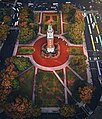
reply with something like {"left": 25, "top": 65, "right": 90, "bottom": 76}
{"left": 32, "top": 37, "right": 69, "bottom": 67}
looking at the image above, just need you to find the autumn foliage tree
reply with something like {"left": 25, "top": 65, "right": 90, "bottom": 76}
{"left": 3, "top": 15, "right": 11, "bottom": 25}
{"left": 5, "top": 97, "right": 41, "bottom": 119}
{"left": 0, "top": 24, "right": 9, "bottom": 41}
{"left": 62, "top": 3, "right": 74, "bottom": 13}
{"left": 18, "top": 27, "right": 35, "bottom": 43}
{"left": 0, "top": 57, "right": 18, "bottom": 107}
{"left": 59, "top": 104, "right": 76, "bottom": 117}
{"left": 19, "top": 7, "right": 29, "bottom": 22}
{"left": 0, "top": 57, "right": 41, "bottom": 118}
{"left": 72, "top": 79, "right": 94, "bottom": 103}
{"left": 63, "top": 3, "right": 85, "bottom": 44}
{"left": 70, "top": 55, "right": 87, "bottom": 75}
{"left": 78, "top": 85, "right": 94, "bottom": 103}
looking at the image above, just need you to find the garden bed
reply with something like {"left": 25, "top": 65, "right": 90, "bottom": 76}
{"left": 41, "top": 13, "right": 61, "bottom": 34}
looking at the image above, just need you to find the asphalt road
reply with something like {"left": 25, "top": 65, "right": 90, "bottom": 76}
{"left": 0, "top": 29, "right": 19, "bottom": 70}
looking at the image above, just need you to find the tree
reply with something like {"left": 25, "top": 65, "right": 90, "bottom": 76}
{"left": 70, "top": 55, "right": 87, "bottom": 74}
{"left": 0, "top": 24, "right": 9, "bottom": 41}
{"left": 0, "top": 57, "right": 18, "bottom": 107}
{"left": 19, "top": 7, "right": 28, "bottom": 22}
{"left": 33, "top": 105, "right": 41, "bottom": 117}
{"left": 67, "top": 8, "right": 76, "bottom": 23}
{"left": 3, "top": 16, "right": 11, "bottom": 24}
{"left": 68, "top": 47, "right": 82, "bottom": 55}
{"left": 79, "top": 84, "right": 94, "bottom": 103}
{"left": 5, "top": 97, "right": 41, "bottom": 119}
{"left": 12, "top": 79, "right": 20, "bottom": 91}
{"left": 13, "top": 57, "right": 31, "bottom": 71}
{"left": 59, "top": 104, "right": 76, "bottom": 117}
{"left": 18, "top": 27, "right": 35, "bottom": 43}
{"left": 72, "top": 79, "right": 87, "bottom": 101}
{"left": 62, "top": 3, "right": 74, "bottom": 13}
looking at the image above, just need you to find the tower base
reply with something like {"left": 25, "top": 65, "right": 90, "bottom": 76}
{"left": 41, "top": 43, "right": 60, "bottom": 59}
{"left": 47, "top": 47, "right": 54, "bottom": 53}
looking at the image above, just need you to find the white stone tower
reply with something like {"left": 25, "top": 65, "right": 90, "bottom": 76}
{"left": 47, "top": 24, "right": 54, "bottom": 53}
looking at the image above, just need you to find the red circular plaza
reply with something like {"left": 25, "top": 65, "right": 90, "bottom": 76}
{"left": 32, "top": 36, "right": 69, "bottom": 67}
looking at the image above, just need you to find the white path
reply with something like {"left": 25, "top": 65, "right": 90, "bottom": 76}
{"left": 63, "top": 68, "right": 68, "bottom": 104}
{"left": 38, "top": 12, "right": 43, "bottom": 34}
{"left": 13, "top": 40, "right": 19, "bottom": 56}
{"left": 67, "top": 65, "right": 84, "bottom": 81}
{"left": 60, "top": 11, "right": 64, "bottom": 34}
{"left": 53, "top": 70, "right": 72, "bottom": 96}
{"left": 32, "top": 67, "right": 38, "bottom": 103}
{"left": 41, "top": 107, "right": 60, "bottom": 113}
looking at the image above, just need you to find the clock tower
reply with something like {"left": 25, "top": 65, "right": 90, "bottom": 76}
{"left": 47, "top": 24, "right": 54, "bottom": 53}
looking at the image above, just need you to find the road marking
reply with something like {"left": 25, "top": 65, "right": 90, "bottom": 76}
{"left": 96, "top": 60, "right": 101, "bottom": 76}
{"left": 96, "top": 37, "right": 99, "bottom": 43}
{"left": 90, "top": 35, "right": 96, "bottom": 51}
{"left": 98, "top": 34, "right": 102, "bottom": 46}
{"left": 86, "top": 16, "right": 90, "bottom": 24}
{"left": 89, "top": 14, "right": 93, "bottom": 23}
{"left": 88, "top": 24, "right": 92, "bottom": 34}
{"left": 96, "top": 24, "right": 100, "bottom": 34}
{"left": 93, "top": 15, "right": 97, "bottom": 24}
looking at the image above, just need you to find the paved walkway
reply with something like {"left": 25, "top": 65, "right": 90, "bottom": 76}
{"left": 13, "top": 40, "right": 19, "bottom": 56}
{"left": 32, "top": 67, "right": 38, "bottom": 103}
{"left": 60, "top": 11, "right": 64, "bottom": 34}
{"left": 63, "top": 68, "right": 68, "bottom": 104}
{"left": 38, "top": 12, "right": 43, "bottom": 34}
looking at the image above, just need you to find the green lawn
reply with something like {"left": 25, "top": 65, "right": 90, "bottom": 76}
{"left": 18, "top": 68, "right": 34, "bottom": 99}
{"left": 18, "top": 47, "right": 34, "bottom": 55}
{"left": 35, "top": 70, "right": 64, "bottom": 107}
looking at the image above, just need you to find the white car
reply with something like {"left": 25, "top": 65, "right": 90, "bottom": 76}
{"left": 28, "top": 3, "right": 33, "bottom": 7}
{"left": 14, "top": 21, "right": 18, "bottom": 26}
{"left": 17, "top": 2, "right": 22, "bottom": 5}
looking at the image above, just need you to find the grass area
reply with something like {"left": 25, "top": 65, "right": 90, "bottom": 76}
{"left": 17, "top": 47, "right": 34, "bottom": 55}
{"left": 66, "top": 70, "right": 76, "bottom": 91}
{"left": 67, "top": 70, "right": 75, "bottom": 80}
{"left": 18, "top": 68, "right": 34, "bottom": 99}
{"left": 35, "top": 70, "right": 64, "bottom": 107}
{"left": 42, "top": 13, "right": 60, "bottom": 34}
{"left": 56, "top": 70, "right": 64, "bottom": 79}
{"left": 68, "top": 47, "right": 83, "bottom": 55}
